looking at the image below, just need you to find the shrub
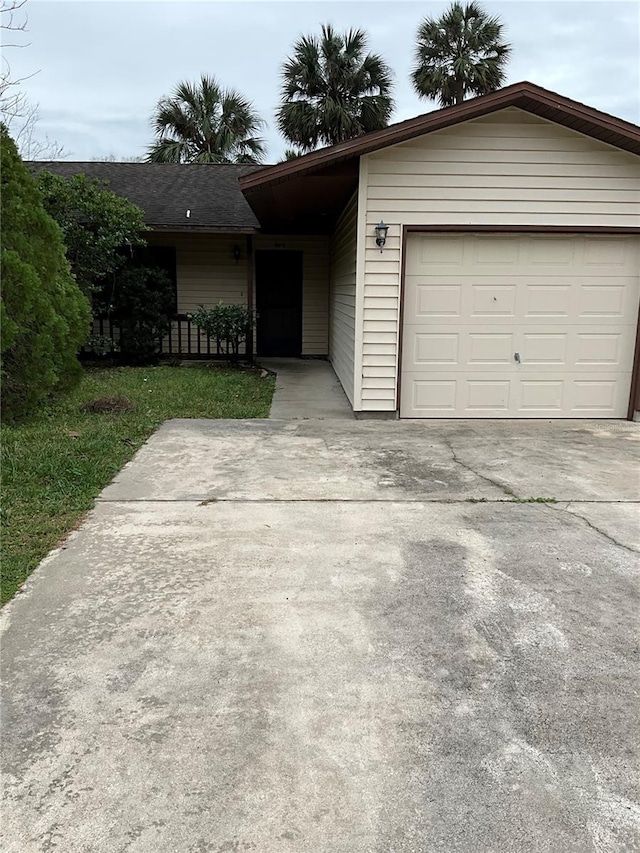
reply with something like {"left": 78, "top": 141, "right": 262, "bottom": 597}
{"left": 189, "top": 303, "right": 253, "bottom": 357}
{"left": 97, "top": 265, "right": 175, "bottom": 364}
{"left": 36, "top": 170, "right": 147, "bottom": 297}
{"left": 85, "top": 334, "right": 120, "bottom": 357}
{"left": 1, "top": 127, "right": 92, "bottom": 421}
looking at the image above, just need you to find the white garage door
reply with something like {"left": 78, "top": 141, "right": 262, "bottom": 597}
{"left": 401, "top": 234, "right": 640, "bottom": 418}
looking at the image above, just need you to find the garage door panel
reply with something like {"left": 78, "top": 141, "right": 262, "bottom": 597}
{"left": 518, "top": 380, "right": 564, "bottom": 413}
{"left": 401, "top": 234, "right": 639, "bottom": 418}
{"left": 471, "top": 285, "right": 516, "bottom": 316}
{"left": 528, "top": 237, "right": 577, "bottom": 266}
{"left": 413, "top": 332, "right": 459, "bottom": 364}
{"left": 472, "top": 236, "right": 521, "bottom": 266}
{"left": 466, "top": 379, "right": 512, "bottom": 411}
{"left": 572, "top": 377, "right": 622, "bottom": 413}
{"left": 584, "top": 238, "right": 634, "bottom": 267}
{"left": 575, "top": 332, "right": 626, "bottom": 366}
{"left": 578, "top": 285, "right": 627, "bottom": 318}
{"left": 418, "top": 235, "right": 465, "bottom": 265}
{"left": 410, "top": 378, "right": 458, "bottom": 414}
{"left": 521, "top": 333, "right": 567, "bottom": 364}
{"left": 413, "top": 282, "right": 462, "bottom": 316}
{"left": 524, "top": 284, "right": 572, "bottom": 318}
{"left": 468, "top": 333, "right": 513, "bottom": 364}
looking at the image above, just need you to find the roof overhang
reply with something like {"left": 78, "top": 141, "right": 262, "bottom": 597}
{"left": 240, "top": 159, "right": 359, "bottom": 234}
{"left": 240, "top": 81, "right": 640, "bottom": 231}
{"left": 148, "top": 224, "right": 259, "bottom": 234}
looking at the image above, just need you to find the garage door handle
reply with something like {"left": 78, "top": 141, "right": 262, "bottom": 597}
{"left": 514, "top": 352, "right": 521, "bottom": 363}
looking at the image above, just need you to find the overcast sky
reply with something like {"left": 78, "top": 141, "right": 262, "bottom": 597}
{"left": 3, "top": 0, "right": 639, "bottom": 161}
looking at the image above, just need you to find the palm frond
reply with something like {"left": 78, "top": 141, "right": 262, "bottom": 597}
{"left": 147, "top": 75, "right": 266, "bottom": 163}
{"left": 412, "top": 1, "right": 511, "bottom": 106}
{"left": 277, "top": 22, "right": 394, "bottom": 150}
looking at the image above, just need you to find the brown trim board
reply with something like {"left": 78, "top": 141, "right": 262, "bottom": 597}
{"left": 246, "top": 234, "right": 254, "bottom": 361}
{"left": 404, "top": 225, "right": 640, "bottom": 235}
{"left": 240, "top": 81, "right": 640, "bottom": 192}
{"left": 398, "top": 226, "right": 640, "bottom": 421}
{"left": 395, "top": 228, "right": 410, "bottom": 417}
{"left": 628, "top": 308, "right": 640, "bottom": 420}
{"left": 149, "top": 225, "right": 259, "bottom": 234}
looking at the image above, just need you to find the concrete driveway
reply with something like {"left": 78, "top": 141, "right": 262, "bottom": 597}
{"left": 2, "top": 419, "right": 639, "bottom": 852}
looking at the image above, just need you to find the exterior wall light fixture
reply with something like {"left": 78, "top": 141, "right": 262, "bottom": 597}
{"left": 375, "top": 220, "right": 389, "bottom": 252}
{"left": 232, "top": 245, "right": 241, "bottom": 263}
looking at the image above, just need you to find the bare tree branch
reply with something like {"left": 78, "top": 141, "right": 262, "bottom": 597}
{"left": 0, "top": 1, "right": 67, "bottom": 158}
{"left": 6, "top": 98, "right": 68, "bottom": 159}
{"left": 1, "top": 0, "right": 33, "bottom": 117}
{"left": 91, "top": 154, "right": 145, "bottom": 162}
{"left": 1, "top": 0, "right": 29, "bottom": 32}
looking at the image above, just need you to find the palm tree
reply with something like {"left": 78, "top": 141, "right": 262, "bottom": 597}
{"left": 412, "top": 2, "right": 511, "bottom": 107}
{"left": 282, "top": 148, "right": 304, "bottom": 161}
{"left": 146, "top": 75, "right": 266, "bottom": 164}
{"left": 276, "top": 24, "right": 394, "bottom": 152}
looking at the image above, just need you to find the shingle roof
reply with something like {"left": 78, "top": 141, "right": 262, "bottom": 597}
{"left": 30, "top": 161, "right": 265, "bottom": 231}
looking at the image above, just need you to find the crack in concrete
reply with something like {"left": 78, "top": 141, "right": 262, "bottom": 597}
{"left": 546, "top": 503, "right": 640, "bottom": 555}
{"left": 442, "top": 437, "right": 516, "bottom": 497}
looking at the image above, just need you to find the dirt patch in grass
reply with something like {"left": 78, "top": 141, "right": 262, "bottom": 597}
{"left": 80, "top": 395, "right": 135, "bottom": 414}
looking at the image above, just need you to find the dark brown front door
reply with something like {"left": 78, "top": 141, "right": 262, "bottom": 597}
{"left": 255, "top": 251, "right": 303, "bottom": 356}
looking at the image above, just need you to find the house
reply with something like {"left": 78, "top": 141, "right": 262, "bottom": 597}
{"left": 38, "top": 81, "right": 640, "bottom": 419}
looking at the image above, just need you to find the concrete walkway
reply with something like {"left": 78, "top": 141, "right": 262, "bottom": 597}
{"left": 259, "top": 358, "right": 354, "bottom": 419}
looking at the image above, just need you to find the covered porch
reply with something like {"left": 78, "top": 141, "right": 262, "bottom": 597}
{"left": 143, "top": 155, "right": 360, "bottom": 404}
{"left": 145, "top": 231, "right": 332, "bottom": 361}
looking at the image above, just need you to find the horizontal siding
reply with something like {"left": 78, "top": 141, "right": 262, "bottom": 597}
{"left": 365, "top": 108, "right": 640, "bottom": 226}
{"left": 358, "top": 106, "right": 640, "bottom": 411}
{"left": 329, "top": 193, "right": 357, "bottom": 403}
{"left": 369, "top": 161, "right": 635, "bottom": 178}
{"left": 255, "top": 234, "right": 329, "bottom": 355}
{"left": 147, "top": 232, "right": 247, "bottom": 311}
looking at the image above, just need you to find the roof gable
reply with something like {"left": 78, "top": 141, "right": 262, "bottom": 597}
{"left": 240, "top": 82, "right": 640, "bottom": 192}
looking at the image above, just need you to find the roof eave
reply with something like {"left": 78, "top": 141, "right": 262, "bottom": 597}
{"left": 148, "top": 224, "right": 260, "bottom": 233}
{"left": 240, "top": 81, "right": 640, "bottom": 192}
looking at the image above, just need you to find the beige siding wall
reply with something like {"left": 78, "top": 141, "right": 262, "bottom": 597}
{"left": 357, "top": 107, "right": 640, "bottom": 410}
{"left": 147, "top": 232, "right": 248, "bottom": 311}
{"left": 329, "top": 193, "right": 357, "bottom": 403}
{"left": 255, "top": 234, "right": 330, "bottom": 355}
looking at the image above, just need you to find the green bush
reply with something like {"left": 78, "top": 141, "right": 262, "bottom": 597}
{"left": 98, "top": 265, "right": 175, "bottom": 364}
{"left": 1, "top": 127, "right": 91, "bottom": 421}
{"left": 189, "top": 303, "right": 253, "bottom": 356}
{"left": 37, "top": 170, "right": 147, "bottom": 297}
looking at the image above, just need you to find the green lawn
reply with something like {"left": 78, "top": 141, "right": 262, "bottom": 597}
{"left": 1, "top": 365, "right": 274, "bottom": 605}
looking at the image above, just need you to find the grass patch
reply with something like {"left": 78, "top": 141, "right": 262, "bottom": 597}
{"left": 1, "top": 365, "right": 274, "bottom": 605}
{"left": 510, "top": 496, "right": 557, "bottom": 504}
